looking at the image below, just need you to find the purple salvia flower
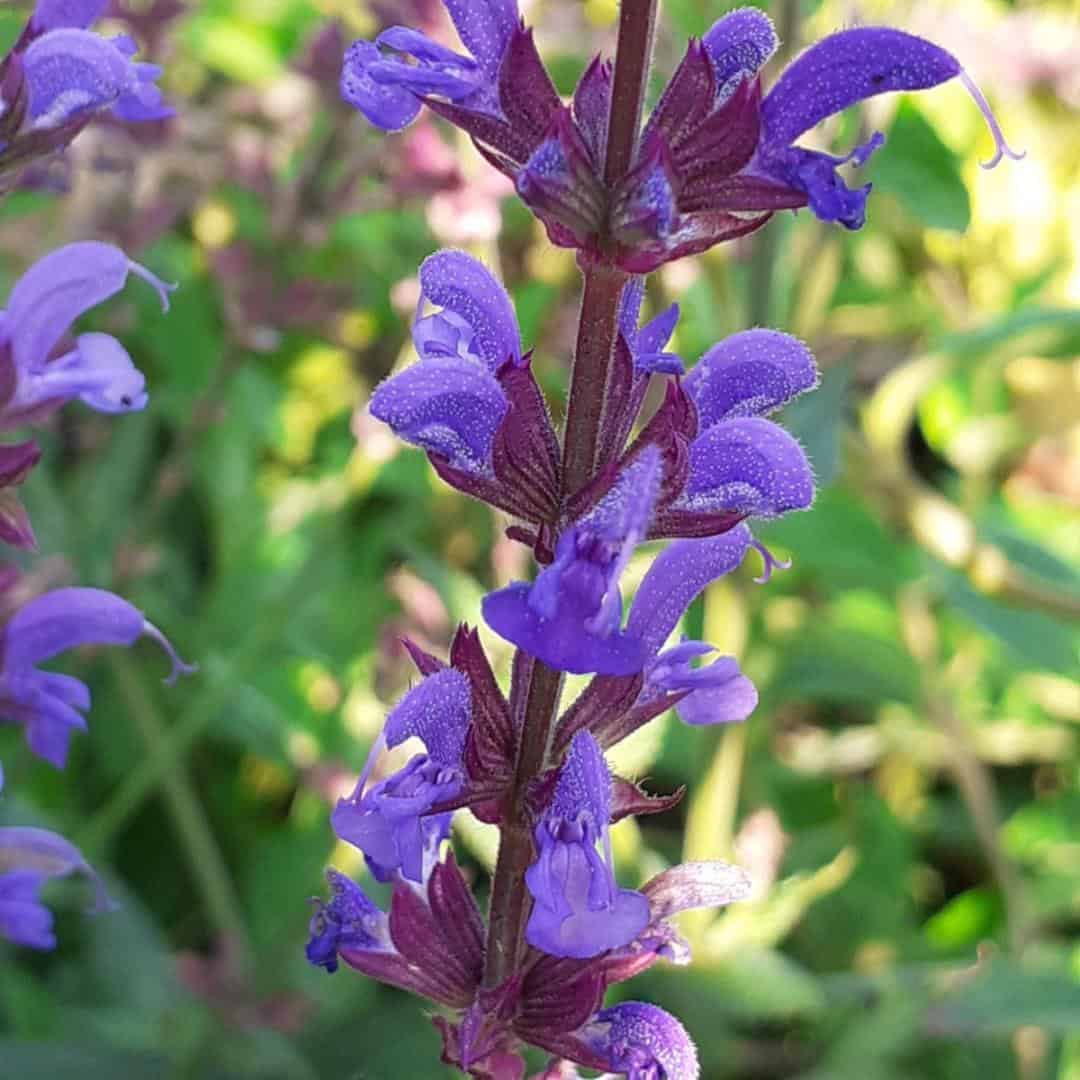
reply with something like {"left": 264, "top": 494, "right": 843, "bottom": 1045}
{"left": 21, "top": 27, "right": 172, "bottom": 130}
{"left": 617, "top": 277, "right": 682, "bottom": 377}
{"left": 305, "top": 867, "right": 392, "bottom": 973}
{"left": 583, "top": 1002, "right": 699, "bottom": 1080}
{"left": 682, "top": 328, "right": 817, "bottom": 426}
{"left": 411, "top": 247, "right": 521, "bottom": 371}
{"left": 678, "top": 415, "right": 814, "bottom": 520}
{"left": 331, "top": 668, "right": 472, "bottom": 884}
{"left": 751, "top": 27, "right": 1024, "bottom": 229}
{"left": 0, "top": 770, "right": 115, "bottom": 950}
{"left": 627, "top": 524, "right": 753, "bottom": 661}
{"left": 701, "top": 6, "right": 778, "bottom": 103}
{"left": 107, "top": 35, "right": 173, "bottom": 123}
{"left": 0, "top": 242, "right": 174, "bottom": 427}
{"left": 30, "top": 0, "right": 110, "bottom": 33}
{"left": 341, "top": 0, "right": 519, "bottom": 131}
{"left": 632, "top": 327, "right": 817, "bottom": 541}
{"left": 370, "top": 249, "right": 518, "bottom": 476}
{"left": 483, "top": 448, "right": 663, "bottom": 676}
{"left": 644, "top": 640, "right": 757, "bottom": 727}
{"left": 370, "top": 355, "right": 508, "bottom": 476}
{"left": 0, "top": 587, "right": 196, "bottom": 768}
{"left": 610, "top": 19, "right": 1022, "bottom": 269}
{"left": 516, "top": 110, "right": 607, "bottom": 250}
{"left": 524, "top": 731, "right": 649, "bottom": 959}
{"left": 675, "top": 330, "right": 816, "bottom": 522}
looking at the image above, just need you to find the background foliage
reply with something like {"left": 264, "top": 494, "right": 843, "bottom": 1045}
{"left": 1, "top": 0, "right": 1078, "bottom": 1076}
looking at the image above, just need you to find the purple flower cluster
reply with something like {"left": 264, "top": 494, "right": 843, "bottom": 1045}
{"left": 342, "top": 2, "right": 1020, "bottom": 271}
{"left": 1, "top": 0, "right": 186, "bottom": 953}
{"left": 313, "top": 3, "right": 1022, "bottom": 1076}
{"left": 0, "top": 0, "right": 171, "bottom": 192}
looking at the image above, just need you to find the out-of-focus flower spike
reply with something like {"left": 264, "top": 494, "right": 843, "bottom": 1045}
{"left": 1, "top": 243, "right": 173, "bottom": 426}
{"left": 0, "top": 588, "right": 195, "bottom": 768}
{"left": 0, "top": 824, "right": 114, "bottom": 949}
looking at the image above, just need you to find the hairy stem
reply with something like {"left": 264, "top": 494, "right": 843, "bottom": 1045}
{"left": 560, "top": 264, "right": 629, "bottom": 497}
{"left": 484, "top": 660, "right": 564, "bottom": 986}
{"left": 483, "top": 0, "right": 659, "bottom": 990}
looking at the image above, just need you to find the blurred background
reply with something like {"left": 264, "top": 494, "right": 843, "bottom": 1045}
{"left": 1, "top": 0, "right": 1078, "bottom": 1076}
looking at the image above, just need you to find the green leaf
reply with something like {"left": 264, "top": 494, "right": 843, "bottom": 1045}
{"left": 0, "top": 1043, "right": 168, "bottom": 1080}
{"left": 930, "top": 961, "right": 1080, "bottom": 1035}
{"left": 872, "top": 102, "right": 971, "bottom": 232}
{"left": 767, "top": 626, "right": 921, "bottom": 706}
{"left": 933, "top": 564, "right": 1078, "bottom": 673}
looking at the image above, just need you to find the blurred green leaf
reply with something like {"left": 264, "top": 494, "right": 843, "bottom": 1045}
{"left": 872, "top": 103, "right": 971, "bottom": 232}
{"left": 930, "top": 961, "right": 1080, "bottom": 1035}
{"left": 934, "top": 564, "right": 1078, "bottom": 673}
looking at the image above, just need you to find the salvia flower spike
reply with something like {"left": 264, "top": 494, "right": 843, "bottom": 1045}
{"left": 319, "top": 2, "right": 1022, "bottom": 1074}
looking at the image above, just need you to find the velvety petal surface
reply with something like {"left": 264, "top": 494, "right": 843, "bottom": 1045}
{"left": 416, "top": 250, "right": 521, "bottom": 370}
{"left": 680, "top": 417, "right": 814, "bottom": 518}
{"left": 702, "top": 7, "right": 778, "bottom": 100}
{"left": 31, "top": 0, "right": 108, "bottom": 31}
{"left": 587, "top": 1002, "right": 699, "bottom": 1080}
{"left": 369, "top": 354, "right": 507, "bottom": 475}
{"left": 627, "top": 524, "right": 753, "bottom": 657}
{"left": 340, "top": 40, "right": 422, "bottom": 131}
{"left": 684, "top": 329, "right": 818, "bottom": 426}
{"left": 761, "top": 28, "right": 960, "bottom": 147}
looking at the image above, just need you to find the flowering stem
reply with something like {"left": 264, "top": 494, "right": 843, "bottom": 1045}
{"left": 484, "top": 659, "right": 564, "bottom": 986}
{"left": 483, "top": 0, "right": 659, "bottom": 990}
{"left": 560, "top": 264, "right": 628, "bottom": 497}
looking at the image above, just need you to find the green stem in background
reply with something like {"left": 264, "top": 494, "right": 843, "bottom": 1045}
{"left": 108, "top": 652, "right": 253, "bottom": 971}
{"left": 482, "top": 0, "right": 660, "bottom": 990}
{"left": 79, "top": 551, "right": 330, "bottom": 854}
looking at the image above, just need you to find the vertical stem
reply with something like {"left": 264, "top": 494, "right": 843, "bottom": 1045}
{"left": 603, "top": 0, "right": 659, "bottom": 187}
{"left": 483, "top": 0, "right": 659, "bottom": 989}
{"left": 560, "top": 265, "right": 628, "bottom": 497}
{"left": 483, "top": 660, "right": 563, "bottom": 986}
